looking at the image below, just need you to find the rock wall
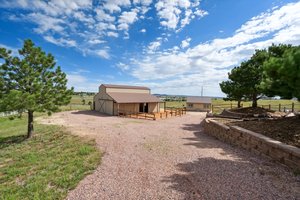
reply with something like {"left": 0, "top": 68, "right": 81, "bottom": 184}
{"left": 203, "top": 119, "right": 300, "bottom": 171}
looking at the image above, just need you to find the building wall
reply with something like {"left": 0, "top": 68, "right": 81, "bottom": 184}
{"left": 94, "top": 85, "right": 158, "bottom": 115}
{"left": 148, "top": 103, "right": 159, "bottom": 113}
{"left": 118, "top": 103, "right": 139, "bottom": 114}
{"left": 94, "top": 86, "right": 114, "bottom": 115}
{"left": 116, "top": 103, "right": 159, "bottom": 115}
{"left": 187, "top": 103, "right": 211, "bottom": 111}
{"left": 105, "top": 88, "right": 150, "bottom": 94}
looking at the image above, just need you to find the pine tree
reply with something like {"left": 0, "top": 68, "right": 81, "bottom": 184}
{"left": 0, "top": 39, "right": 73, "bottom": 138}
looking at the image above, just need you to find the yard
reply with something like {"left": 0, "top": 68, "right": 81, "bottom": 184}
{"left": 38, "top": 111, "right": 299, "bottom": 199}
{"left": 0, "top": 116, "right": 101, "bottom": 199}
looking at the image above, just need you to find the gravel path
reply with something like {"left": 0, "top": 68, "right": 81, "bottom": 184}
{"left": 39, "top": 111, "right": 300, "bottom": 200}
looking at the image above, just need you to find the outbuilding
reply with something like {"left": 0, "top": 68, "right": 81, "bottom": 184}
{"left": 186, "top": 96, "right": 212, "bottom": 112}
{"left": 94, "top": 84, "right": 162, "bottom": 115}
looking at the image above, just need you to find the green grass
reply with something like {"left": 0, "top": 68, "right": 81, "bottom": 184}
{"left": 163, "top": 99, "right": 300, "bottom": 113}
{"left": 0, "top": 116, "right": 101, "bottom": 200}
{"left": 165, "top": 101, "right": 186, "bottom": 108}
{"left": 70, "top": 95, "right": 93, "bottom": 105}
{"left": 212, "top": 99, "right": 300, "bottom": 113}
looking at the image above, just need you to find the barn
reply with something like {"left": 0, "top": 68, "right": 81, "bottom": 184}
{"left": 186, "top": 96, "right": 212, "bottom": 112}
{"left": 93, "top": 84, "right": 162, "bottom": 115}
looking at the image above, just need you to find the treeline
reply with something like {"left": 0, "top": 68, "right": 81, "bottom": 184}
{"left": 74, "top": 92, "right": 96, "bottom": 96}
{"left": 220, "top": 44, "right": 300, "bottom": 108}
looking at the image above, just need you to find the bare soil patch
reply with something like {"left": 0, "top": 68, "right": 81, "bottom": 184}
{"left": 38, "top": 110, "right": 300, "bottom": 199}
{"left": 228, "top": 116, "right": 300, "bottom": 148}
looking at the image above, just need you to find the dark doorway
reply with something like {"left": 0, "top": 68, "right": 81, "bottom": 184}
{"left": 139, "top": 103, "right": 149, "bottom": 113}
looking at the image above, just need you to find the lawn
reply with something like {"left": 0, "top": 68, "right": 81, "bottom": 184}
{"left": 0, "top": 116, "right": 101, "bottom": 200}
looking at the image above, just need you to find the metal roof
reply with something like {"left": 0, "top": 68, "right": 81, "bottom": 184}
{"left": 102, "top": 84, "right": 150, "bottom": 90}
{"left": 187, "top": 96, "right": 212, "bottom": 104}
{"left": 107, "top": 92, "right": 161, "bottom": 103}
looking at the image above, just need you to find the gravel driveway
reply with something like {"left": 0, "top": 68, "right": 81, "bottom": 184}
{"left": 40, "top": 111, "right": 300, "bottom": 200}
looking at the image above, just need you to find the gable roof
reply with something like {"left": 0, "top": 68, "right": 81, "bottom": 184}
{"left": 107, "top": 92, "right": 161, "bottom": 103}
{"left": 187, "top": 96, "right": 212, "bottom": 104}
{"left": 102, "top": 84, "right": 150, "bottom": 90}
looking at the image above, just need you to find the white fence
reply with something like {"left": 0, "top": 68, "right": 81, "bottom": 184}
{"left": 0, "top": 111, "right": 19, "bottom": 117}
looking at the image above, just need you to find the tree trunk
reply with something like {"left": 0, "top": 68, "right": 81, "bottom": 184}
{"left": 237, "top": 100, "right": 241, "bottom": 108}
{"left": 252, "top": 97, "right": 258, "bottom": 108}
{"left": 27, "top": 110, "right": 34, "bottom": 138}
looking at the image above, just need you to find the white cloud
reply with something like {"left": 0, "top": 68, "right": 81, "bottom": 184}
{"left": 147, "top": 41, "right": 161, "bottom": 52}
{"left": 140, "top": 28, "right": 146, "bottom": 33}
{"left": 181, "top": 37, "right": 191, "bottom": 49}
{"left": 94, "top": 49, "right": 110, "bottom": 59}
{"left": 118, "top": 9, "right": 138, "bottom": 31}
{"left": 125, "top": 2, "right": 300, "bottom": 96}
{"left": 102, "top": 0, "right": 131, "bottom": 13}
{"left": 117, "top": 62, "right": 130, "bottom": 71}
{"left": 155, "top": 0, "right": 207, "bottom": 30}
{"left": 107, "top": 32, "right": 119, "bottom": 37}
{"left": 66, "top": 73, "right": 100, "bottom": 92}
{"left": 44, "top": 35, "right": 77, "bottom": 47}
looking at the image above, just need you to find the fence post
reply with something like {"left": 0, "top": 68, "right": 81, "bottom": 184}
{"left": 268, "top": 104, "right": 271, "bottom": 110}
{"left": 279, "top": 104, "right": 281, "bottom": 112}
{"left": 230, "top": 103, "right": 232, "bottom": 109}
{"left": 212, "top": 105, "right": 214, "bottom": 113}
{"left": 292, "top": 102, "right": 294, "bottom": 112}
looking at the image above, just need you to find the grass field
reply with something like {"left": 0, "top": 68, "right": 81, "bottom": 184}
{"left": 0, "top": 116, "right": 101, "bottom": 200}
{"left": 164, "top": 99, "right": 300, "bottom": 113}
{"left": 66, "top": 95, "right": 300, "bottom": 113}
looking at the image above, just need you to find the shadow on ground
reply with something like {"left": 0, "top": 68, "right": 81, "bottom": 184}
{"left": 161, "top": 157, "right": 281, "bottom": 199}
{"left": 162, "top": 120, "right": 299, "bottom": 199}
{"left": 0, "top": 135, "right": 26, "bottom": 149}
{"left": 71, "top": 110, "right": 113, "bottom": 117}
{"left": 180, "top": 121, "right": 230, "bottom": 150}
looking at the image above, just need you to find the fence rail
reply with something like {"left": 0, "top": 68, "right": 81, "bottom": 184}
{"left": 212, "top": 102, "right": 300, "bottom": 113}
{"left": 118, "top": 107, "right": 187, "bottom": 120}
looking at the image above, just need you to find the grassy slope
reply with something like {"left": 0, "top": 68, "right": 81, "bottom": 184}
{"left": 0, "top": 116, "right": 101, "bottom": 200}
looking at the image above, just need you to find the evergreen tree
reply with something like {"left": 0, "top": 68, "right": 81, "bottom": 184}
{"left": 0, "top": 39, "right": 73, "bottom": 138}
{"left": 262, "top": 45, "right": 300, "bottom": 100}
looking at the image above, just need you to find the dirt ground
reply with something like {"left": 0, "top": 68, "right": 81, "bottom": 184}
{"left": 228, "top": 116, "right": 300, "bottom": 148}
{"left": 39, "top": 111, "right": 300, "bottom": 200}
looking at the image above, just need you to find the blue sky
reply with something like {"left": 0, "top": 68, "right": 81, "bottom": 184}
{"left": 0, "top": 0, "right": 300, "bottom": 96}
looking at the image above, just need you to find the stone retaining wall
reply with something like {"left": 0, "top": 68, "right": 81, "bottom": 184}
{"left": 203, "top": 119, "right": 300, "bottom": 170}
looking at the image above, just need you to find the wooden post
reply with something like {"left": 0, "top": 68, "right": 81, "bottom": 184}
{"left": 230, "top": 103, "right": 232, "bottom": 109}
{"left": 279, "top": 104, "right": 281, "bottom": 112}
{"left": 212, "top": 105, "right": 214, "bottom": 113}
{"left": 269, "top": 104, "right": 271, "bottom": 110}
{"left": 284, "top": 107, "right": 286, "bottom": 112}
{"left": 292, "top": 102, "right": 294, "bottom": 112}
{"left": 164, "top": 102, "right": 166, "bottom": 112}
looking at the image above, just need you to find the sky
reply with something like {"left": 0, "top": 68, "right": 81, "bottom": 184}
{"left": 0, "top": 0, "right": 300, "bottom": 97}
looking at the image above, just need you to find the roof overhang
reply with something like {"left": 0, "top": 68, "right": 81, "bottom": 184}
{"left": 107, "top": 92, "right": 162, "bottom": 103}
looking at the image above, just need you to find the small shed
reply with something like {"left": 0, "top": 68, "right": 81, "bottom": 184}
{"left": 186, "top": 96, "right": 212, "bottom": 112}
{"left": 94, "top": 84, "right": 162, "bottom": 115}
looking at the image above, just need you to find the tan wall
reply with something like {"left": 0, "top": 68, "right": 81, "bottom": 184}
{"left": 116, "top": 103, "right": 159, "bottom": 114}
{"left": 118, "top": 103, "right": 139, "bottom": 114}
{"left": 187, "top": 103, "right": 211, "bottom": 111}
{"left": 148, "top": 103, "right": 159, "bottom": 113}
{"left": 94, "top": 87, "right": 114, "bottom": 115}
{"left": 105, "top": 88, "right": 150, "bottom": 94}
